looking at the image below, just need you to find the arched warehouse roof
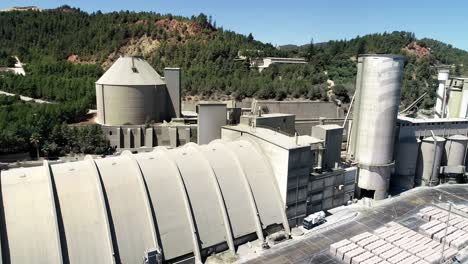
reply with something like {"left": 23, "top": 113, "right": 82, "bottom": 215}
{"left": 0, "top": 140, "right": 289, "bottom": 264}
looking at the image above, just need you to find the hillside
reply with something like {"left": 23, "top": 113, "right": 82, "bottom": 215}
{"left": 1, "top": 7, "right": 468, "bottom": 105}
{"left": 1, "top": 6, "right": 468, "bottom": 156}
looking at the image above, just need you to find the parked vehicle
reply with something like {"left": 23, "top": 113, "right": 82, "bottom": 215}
{"left": 303, "top": 211, "right": 326, "bottom": 230}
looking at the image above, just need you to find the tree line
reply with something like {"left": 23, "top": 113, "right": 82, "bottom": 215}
{"left": 0, "top": 94, "right": 112, "bottom": 156}
{"left": 1, "top": 9, "right": 466, "bottom": 107}
{"left": 1, "top": 8, "right": 468, "bottom": 156}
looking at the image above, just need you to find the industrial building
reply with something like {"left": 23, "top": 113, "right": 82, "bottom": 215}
{"left": 1, "top": 54, "right": 468, "bottom": 263}
{"left": 250, "top": 57, "right": 307, "bottom": 72}
{"left": 0, "top": 141, "right": 291, "bottom": 263}
{"left": 392, "top": 116, "right": 468, "bottom": 191}
{"left": 434, "top": 67, "right": 468, "bottom": 119}
{"left": 96, "top": 56, "right": 181, "bottom": 126}
{"left": 96, "top": 56, "right": 198, "bottom": 150}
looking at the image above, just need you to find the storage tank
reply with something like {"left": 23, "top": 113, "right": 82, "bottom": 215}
{"left": 434, "top": 67, "right": 450, "bottom": 118}
{"left": 392, "top": 137, "right": 420, "bottom": 190}
{"left": 355, "top": 55, "right": 405, "bottom": 200}
{"left": 416, "top": 136, "right": 446, "bottom": 186}
{"left": 460, "top": 80, "right": 468, "bottom": 118}
{"left": 443, "top": 135, "right": 468, "bottom": 167}
{"left": 347, "top": 57, "right": 363, "bottom": 159}
{"left": 96, "top": 56, "right": 167, "bottom": 126}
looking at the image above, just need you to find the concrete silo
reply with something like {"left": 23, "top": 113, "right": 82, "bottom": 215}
{"left": 347, "top": 57, "right": 363, "bottom": 159}
{"left": 461, "top": 79, "right": 468, "bottom": 118}
{"left": 416, "top": 136, "right": 446, "bottom": 186}
{"left": 354, "top": 55, "right": 405, "bottom": 200}
{"left": 434, "top": 67, "right": 450, "bottom": 118}
{"left": 441, "top": 135, "right": 468, "bottom": 182}
{"left": 96, "top": 56, "right": 167, "bottom": 126}
{"left": 443, "top": 135, "right": 468, "bottom": 167}
{"left": 392, "top": 137, "right": 420, "bottom": 190}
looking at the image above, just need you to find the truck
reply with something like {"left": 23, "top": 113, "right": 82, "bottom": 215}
{"left": 302, "top": 211, "right": 326, "bottom": 230}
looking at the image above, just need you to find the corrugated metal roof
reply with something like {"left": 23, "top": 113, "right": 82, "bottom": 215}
{"left": 96, "top": 56, "right": 165, "bottom": 86}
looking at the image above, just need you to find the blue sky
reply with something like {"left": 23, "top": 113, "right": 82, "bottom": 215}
{"left": 2, "top": 0, "right": 468, "bottom": 51}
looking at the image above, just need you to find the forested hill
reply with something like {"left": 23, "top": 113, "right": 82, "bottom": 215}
{"left": 0, "top": 6, "right": 468, "bottom": 108}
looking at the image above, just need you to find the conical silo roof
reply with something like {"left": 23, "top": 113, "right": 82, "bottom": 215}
{"left": 422, "top": 136, "right": 446, "bottom": 142}
{"left": 447, "top": 135, "right": 468, "bottom": 141}
{"left": 96, "top": 56, "right": 165, "bottom": 86}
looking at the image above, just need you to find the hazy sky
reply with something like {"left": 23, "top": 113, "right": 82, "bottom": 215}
{"left": 2, "top": 0, "right": 468, "bottom": 50}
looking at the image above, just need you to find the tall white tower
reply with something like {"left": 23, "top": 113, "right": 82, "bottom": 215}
{"left": 434, "top": 66, "right": 450, "bottom": 118}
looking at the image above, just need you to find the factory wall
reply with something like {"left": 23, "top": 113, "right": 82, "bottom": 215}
{"left": 0, "top": 140, "right": 290, "bottom": 264}
{"left": 285, "top": 147, "right": 314, "bottom": 226}
{"left": 197, "top": 104, "right": 227, "bottom": 145}
{"left": 101, "top": 125, "right": 197, "bottom": 151}
{"left": 397, "top": 118, "right": 468, "bottom": 139}
{"left": 164, "top": 68, "right": 182, "bottom": 118}
{"left": 253, "top": 100, "right": 344, "bottom": 119}
{"left": 96, "top": 84, "right": 170, "bottom": 125}
{"left": 240, "top": 114, "right": 296, "bottom": 135}
{"left": 308, "top": 168, "right": 357, "bottom": 215}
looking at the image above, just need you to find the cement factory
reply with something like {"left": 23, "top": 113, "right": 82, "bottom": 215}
{"left": 0, "top": 55, "right": 468, "bottom": 264}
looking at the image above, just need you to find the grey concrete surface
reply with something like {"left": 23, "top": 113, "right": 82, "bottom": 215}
{"left": 241, "top": 184, "right": 468, "bottom": 264}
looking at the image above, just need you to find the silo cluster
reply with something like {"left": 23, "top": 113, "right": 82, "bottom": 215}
{"left": 352, "top": 55, "right": 405, "bottom": 200}
{"left": 395, "top": 134, "right": 468, "bottom": 188}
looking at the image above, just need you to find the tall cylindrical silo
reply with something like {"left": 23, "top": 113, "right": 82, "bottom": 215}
{"left": 460, "top": 83, "right": 468, "bottom": 118}
{"left": 96, "top": 57, "right": 166, "bottom": 126}
{"left": 347, "top": 57, "right": 363, "bottom": 159}
{"left": 434, "top": 67, "right": 450, "bottom": 118}
{"left": 392, "top": 137, "right": 420, "bottom": 190}
{"left": 443, "top": 135, "right": 468, "bottom": 167}
{"left": 355, "top": 55, "right": 405, "bottom": 200}
{"left": 416, "top": 136, "right": 446, "bottom": 186}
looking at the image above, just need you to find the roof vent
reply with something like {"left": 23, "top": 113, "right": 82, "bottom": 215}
{"left": 131, "top": 57, "right": 138, "bottom": 73}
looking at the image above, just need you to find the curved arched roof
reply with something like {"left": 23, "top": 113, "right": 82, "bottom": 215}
{"left": 0, "top": 140, "right": 288, "bottom": 263}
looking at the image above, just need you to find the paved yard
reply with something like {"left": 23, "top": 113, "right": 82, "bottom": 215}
{"left": 241, "top": 185, "right": 468, "bottom": 264}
